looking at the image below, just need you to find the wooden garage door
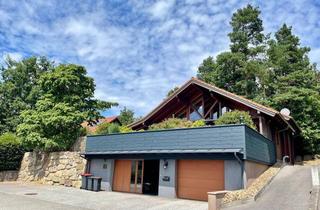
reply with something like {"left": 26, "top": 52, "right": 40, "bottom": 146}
{"left": 177, "top": 160, "right": 224, "bottom": 201}
{"left": 113, "top": 160, "right": 131, "bottom": 192}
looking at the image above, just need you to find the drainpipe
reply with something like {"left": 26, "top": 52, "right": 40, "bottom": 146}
{"left": 234, "top": 152, "right": 245, "bottom": 189}
{"left": 282, "top": 155, "right": 289, "bottom": 165}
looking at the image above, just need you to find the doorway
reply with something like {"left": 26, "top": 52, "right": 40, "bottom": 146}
{"left": 143, "top": 160, "right": 160, "bottom": 195}
{"left": 113, "top": 160, "right": 144, "bottom": 193}
{"left": 130, "top": 160, "right": 144, "bottom": 193}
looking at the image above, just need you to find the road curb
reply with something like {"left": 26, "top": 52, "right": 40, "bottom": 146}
{"left": 309, "top": 166, "right": 320, "bottom": 210}
{"left": 309, "top": 186, "right": 319, "bottom": 210}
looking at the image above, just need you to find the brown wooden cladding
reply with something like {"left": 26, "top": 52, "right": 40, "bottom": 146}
{"left": 177, "top": 160, "right": 225, "bottom": 201}
{"left": 113, "top": 160, "right": 131, "bottom": 192}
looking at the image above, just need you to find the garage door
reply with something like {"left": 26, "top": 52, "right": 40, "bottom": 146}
{"left": 113, "top": 160, "right": 131, "bottom": 192}
{"left": 177, "top": 160, "right": 224, "bottom": 201}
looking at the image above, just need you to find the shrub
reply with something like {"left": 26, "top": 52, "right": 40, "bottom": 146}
{"left": 149, "top": 118, "right": 205, "bottom": 130}
{"left": 192, "top": 120, "right": 206, "bottom": 127}
{"left": 119, "top": 126, "right": 134, "bottom": 133}
{"left": 95, "top": 122, "right": 120, "bottom": 135}
{"left": 107, "top": 123, "right": 120, "bottom": 134}
{"left": 95, "top": 122, "right": 110, "bottom": 135}
{"left": 0, "top": 133, "right": 20, "bottom": 145}
{"left": 0, "top": 133, "right": 25, "bottom": 171}
{"left": 79, "top": 127, "right": 87, "bottom": 136}
{"left": 215, "top": 110, "right": 256, "bottom": 129}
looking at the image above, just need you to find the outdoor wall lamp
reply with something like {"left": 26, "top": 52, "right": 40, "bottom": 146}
{"left": 163, "top": 160, "right": 168, "bottom": 169}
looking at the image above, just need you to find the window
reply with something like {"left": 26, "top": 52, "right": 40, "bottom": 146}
{"left": 130, "top": 160, "right": 143, "bottom": 193}
{"left": 190, "top": 102, "right": 203, "bottom": 121}
{"left": 211, "top": 111, "right": 218, "bottom": 120}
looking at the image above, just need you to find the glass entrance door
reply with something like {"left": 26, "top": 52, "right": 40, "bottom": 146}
{"left": 130, "top": 160, "right": 144, "bottom": 193}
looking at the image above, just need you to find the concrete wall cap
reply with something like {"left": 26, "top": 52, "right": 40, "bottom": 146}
{"left": 208, "top": 191, "right": 229, "bottom": 195}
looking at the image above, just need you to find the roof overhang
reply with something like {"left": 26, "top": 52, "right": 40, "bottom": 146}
{"left": 129, "top": 77, "right": 299, "bottom": 133}
{"left": 83, "top": 148, "right": 243, "bottom": 155}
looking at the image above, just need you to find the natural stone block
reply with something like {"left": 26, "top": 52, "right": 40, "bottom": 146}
{"left": 57, "top": 164, "right": 66, "bottom": 170}
{"left": 76, "top": 164, "right": 84, "bottom": 171}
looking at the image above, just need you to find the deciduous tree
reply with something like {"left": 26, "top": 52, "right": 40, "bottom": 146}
{"left": 17, "top": 64, "right": 116, "bottom": 151}
{"left": 0, "top": 57, "right": 54, "bottom": 134}
{"left": 118, "top": 107, "right": 135, "bottom": 125}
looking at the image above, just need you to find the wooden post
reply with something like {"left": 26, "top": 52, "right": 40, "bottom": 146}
{"left": 202, "top": 96, "right": 205, "bottom": 118}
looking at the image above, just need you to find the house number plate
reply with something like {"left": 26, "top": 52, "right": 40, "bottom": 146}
{"left": 162, "top": 176, "right": 170, "bottom": 182}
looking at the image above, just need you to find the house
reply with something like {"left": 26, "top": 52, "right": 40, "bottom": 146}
{"left": 82, "top": 78, "right": 300, "bottom": 201}
{"left": 81, "top": 116, "right": 121, "bottom": 134}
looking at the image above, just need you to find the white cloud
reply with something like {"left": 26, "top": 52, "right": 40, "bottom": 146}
{"left": 2, "top": 52, "right": 23, "bottom": 62}
{"left": 147, "top": 0, "right": 175, "bottom": 19}
{"left": 309, "top": 48, "right": 320, "bottom": 66}
{"left": 1, "top": 0, "right": 319, "bottom": 117}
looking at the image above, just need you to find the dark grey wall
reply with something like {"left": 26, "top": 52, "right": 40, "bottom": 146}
{"left": 224, "top": 160, "right": 242, "bottom": 190}
{"left": 89, "top": 159, "right": 114, "bottom": 191}
{"left": 86, "top": 125, "right": 276, "bottom": 166}
{"left": 158, "top": 159, "right": 176, "bottom": 198}
{"left": 86, "top": 125, "right": 245, "bottom": 153}
{"left": 245, "top": 127, "right": 276, "bottom": 165}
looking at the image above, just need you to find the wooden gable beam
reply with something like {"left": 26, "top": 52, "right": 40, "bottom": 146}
{"left": 204, "top": 100, "right": 218, "bottom": 118}
{"left": 176, "top": 93, "right": 205, "bottom": 120}
{"left": 190, "top": 103, "right": 204, "bottom": 118}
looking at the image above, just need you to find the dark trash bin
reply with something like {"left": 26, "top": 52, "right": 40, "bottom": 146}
{"left": 92, "top": 176, "right": 102, "bottom": 192}
{"left": 80, "top": 173, "right": 92, "bottom": 190}
{"left": 87, "top": 176, "right": 94, "bottom": 191}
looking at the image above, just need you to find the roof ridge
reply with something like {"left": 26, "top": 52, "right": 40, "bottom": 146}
{"left": 192, "top": 77, "right": 279, "bottom": 114}
{"left": 129, "top": 77, "right": 292, "bottom": 128}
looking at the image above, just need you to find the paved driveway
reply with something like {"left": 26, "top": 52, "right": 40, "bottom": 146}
{"left": 225, "top": 165, "right": 312, "bottom": 210}
{"left": 0, "top": 182, "right": 207, "bottom": 210}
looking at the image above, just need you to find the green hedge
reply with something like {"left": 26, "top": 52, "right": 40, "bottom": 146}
{"left": 0, "top": 133, "right": 25, "bottom": 171}
{"left": 215, "top": 110, "right": 256, "bottom": 130}
{"left": 149, "top": 118, "right": 205, "bottom": 130}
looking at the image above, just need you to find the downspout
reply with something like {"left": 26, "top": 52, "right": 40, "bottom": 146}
{"left": 234, "top": 152, "right": 244, "bottom": 189}
{"left": 80, "top": 153, "right": 91, "bottom": 173}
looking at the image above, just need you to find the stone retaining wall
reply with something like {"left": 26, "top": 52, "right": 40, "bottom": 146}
{"left": 18, "top": 152, "right": 86, "bottom": 188}
{"left": 70, "top": 136, "right": 86, "bottom": 152}
{"left": 0, "top": 170, "right": 18, "bottom": 181}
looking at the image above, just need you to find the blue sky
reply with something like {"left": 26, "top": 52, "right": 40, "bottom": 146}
{"left": 1, "top": 0, "right": 320, "bottom": 117}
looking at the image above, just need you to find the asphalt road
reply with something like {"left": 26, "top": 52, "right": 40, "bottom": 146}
{"left": 0, "top": 192, "right": 89, "bottom": 210}
{"left": 225, "top": 165, "right": 312, "bottom": 210}
{"left": 0, "top": 165, "right": 313, "bottom": 210}
{"left": 0, "top": 182, "right": 207, "bottom": 210}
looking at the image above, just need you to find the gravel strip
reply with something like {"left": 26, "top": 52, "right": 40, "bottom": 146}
{"left": 303, "top": 159, "right": 320, "bottom": 166}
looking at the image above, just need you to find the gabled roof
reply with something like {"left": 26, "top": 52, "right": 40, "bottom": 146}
{"left": 82, "top": 116, "right": 121, "bottom": 133}
{"left": 100, "top": 116, "right": 119, "bottom": 124}
{"left": 129, "top": 77, "right": 300, "bottom": 132}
